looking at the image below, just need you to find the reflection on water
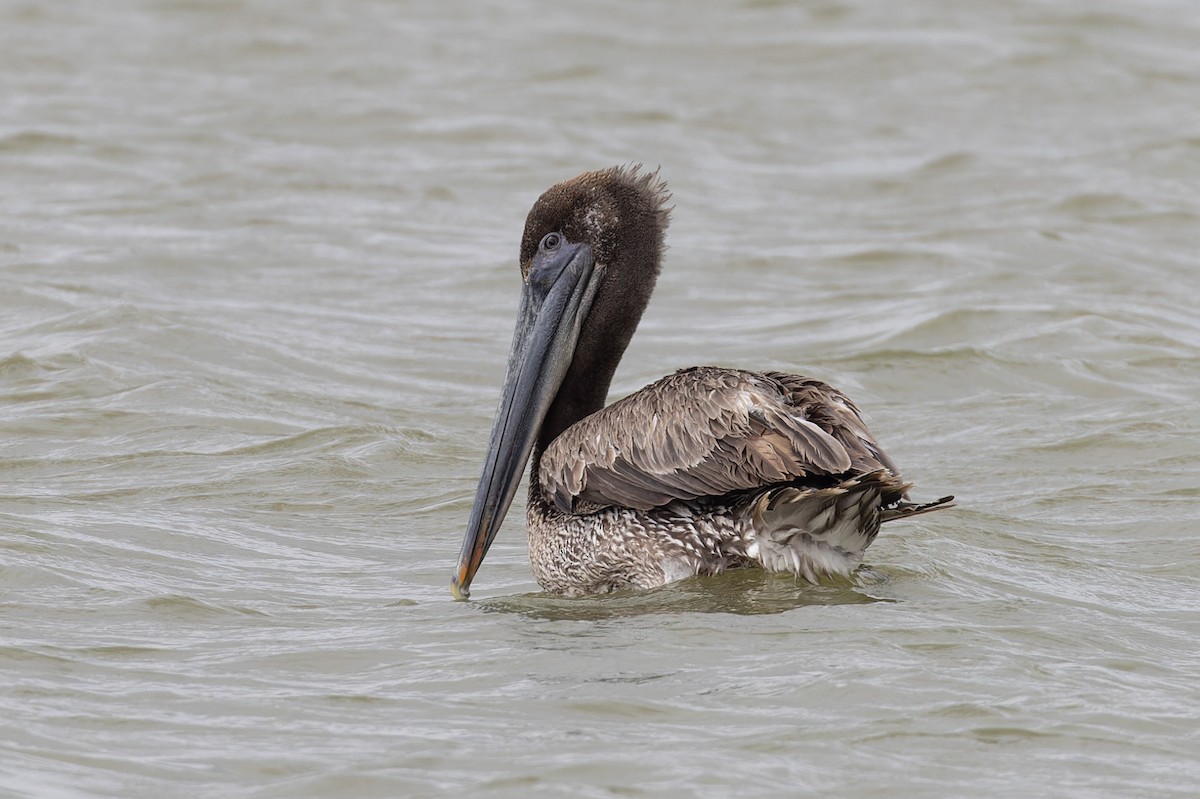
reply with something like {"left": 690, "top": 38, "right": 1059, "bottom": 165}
{"left": 480, "top": 569, "right": 889, "bottom": 621}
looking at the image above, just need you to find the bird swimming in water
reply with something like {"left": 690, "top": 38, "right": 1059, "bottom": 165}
{"left": 451, "top": 165, "right": 953, "bottom": 599}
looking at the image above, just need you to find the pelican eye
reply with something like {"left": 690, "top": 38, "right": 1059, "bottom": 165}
{"left": 540, "top": 232, "right": 563, "bottom": 252}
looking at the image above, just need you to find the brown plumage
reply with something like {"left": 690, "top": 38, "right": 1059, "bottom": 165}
{"left": 542, "top": 367, "right": 898, "bottom": 514}
{"left": 452, "top": 165, "right": 953, "bottom": 599}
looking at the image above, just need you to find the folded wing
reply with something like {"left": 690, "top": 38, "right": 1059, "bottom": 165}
{"left": 539, "top": 367, "right": 903, "bottom": 514}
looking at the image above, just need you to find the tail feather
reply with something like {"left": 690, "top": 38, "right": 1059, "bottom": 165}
{"left": 881, "top": 494, "right": 955, "bottom": 523}
{"left": 745, "top": 470, "right": 953, "bottom": 583}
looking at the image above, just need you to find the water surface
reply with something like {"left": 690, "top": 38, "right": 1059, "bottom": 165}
{"left": 3, "top": 1, "right": 1199, "bottom": 797}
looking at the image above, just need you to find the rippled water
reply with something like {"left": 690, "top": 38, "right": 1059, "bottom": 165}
{"left": 3, "top": 1, "right": 1200, "bottom": 796}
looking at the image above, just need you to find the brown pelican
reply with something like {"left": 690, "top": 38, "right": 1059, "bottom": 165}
{"left": 451, "top": 165, "right": 952, "bottom": 599}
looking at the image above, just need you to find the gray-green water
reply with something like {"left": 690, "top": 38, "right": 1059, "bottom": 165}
{"left": 3, "top": 1, "right": 1200, "bottom": 797}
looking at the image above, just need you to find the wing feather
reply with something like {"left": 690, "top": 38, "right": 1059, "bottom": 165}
{"left": 540, "top": 367, "right": 901, "bottom": 514}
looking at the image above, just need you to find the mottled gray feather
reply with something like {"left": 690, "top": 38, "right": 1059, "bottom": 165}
{"left": 540, "top": 366, "right": 904, "bottom": 514}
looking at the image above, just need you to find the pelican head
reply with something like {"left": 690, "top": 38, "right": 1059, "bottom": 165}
{"left": 452, "top": 166, "right": 671, "bottom": 599}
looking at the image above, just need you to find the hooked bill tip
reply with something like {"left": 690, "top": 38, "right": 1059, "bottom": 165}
{"left": 450, "top": 575, "right": 470, "bottom": 601}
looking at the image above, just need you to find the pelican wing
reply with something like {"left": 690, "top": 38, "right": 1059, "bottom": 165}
{"left": 540, "top": 367, "right": 899, "bottom": 513}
